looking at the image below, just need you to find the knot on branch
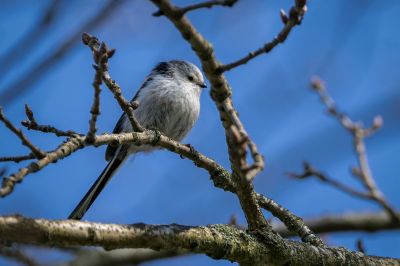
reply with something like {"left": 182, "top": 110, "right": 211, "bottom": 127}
{"left": 210, "top": 86, "right": 231, "bottom": 103}
{"left": 150, "top": 130, "right": 162, "bottom": 146}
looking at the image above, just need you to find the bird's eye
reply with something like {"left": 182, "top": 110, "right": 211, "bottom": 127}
{"left": 187, "top": 75, "right": 194, "bottom": 81}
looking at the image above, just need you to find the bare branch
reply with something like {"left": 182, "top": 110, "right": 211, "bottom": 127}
{"left": 275, "top": 211, "right": 400, "bottom": 237}
{"left": 0, "top": 154, "right": 36, "bottom": 163}
{"left": 0, "top": 123, "right": 322, "bottom": 247}
{"left": 85, "top": 46, "right": 103, "bottom": 144}
{"left": 217, "top": 0, "right": 307, "bottom": 73}
{"left": 21, "top": 104, "right": 79, "bottom": 137}
{"left": 82, "top": 33, "right": 144, "bottom": 133}
{"left": 61, "top": 248, "right": 188, "bottom": 266}
{"left": 289, "top": 162, "right": 372, "bottom": 200}
{"left": 0, "top": 129, "right": 231, "bottom": 197}
{"left": 0, "top": 245, "right": 40, "bottom": 266}
{"left": 256, "top": 194, "right": 325, "bottom": 247}
{"left": 0, "top": 28, "right": 324, "bottom": 248}
{"left": 227, "top": 202, "right": 325, "bottom": 249}
{"left": 151, "top": 0, "right": 268, "bottom": 231}
{"left": 310, "top": 77, "right": 399, "bottom": 223}
{"left": 0, "top": 107, "right": 46, "bottom": 159}
{"left": 0, "top": 215, "right": 271, "bottom": 265}
{"left": 153, "top": 0, "right": 238, "bottom": 16}
{"left": 22, "top": 122, "right": 79, "bottom": 137}
{"left": 0, "top": 137, "right": 83, "bottom": 197}
{"left": 2, "top": 1, "right": 399, "bottom": 264}
{"left": 0, "top": 215, "right": 398, "bottom": 265}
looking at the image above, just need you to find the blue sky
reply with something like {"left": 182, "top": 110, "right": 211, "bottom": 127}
{"left": 1, "top": 0, "right": 399, "bottom": 265}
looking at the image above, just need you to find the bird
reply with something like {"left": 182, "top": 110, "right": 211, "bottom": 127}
{"left": 68, "top": 60, "right": 206, "bottom": 220}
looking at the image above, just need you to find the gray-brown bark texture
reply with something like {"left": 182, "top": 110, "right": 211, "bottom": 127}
{"left": 0, "top": 0, "right": 399, "bottom": 265}
{"left": 0, "top": 215, "right": 399, "bottom": 266}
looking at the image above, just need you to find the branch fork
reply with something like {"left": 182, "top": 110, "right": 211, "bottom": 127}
{"left": 291, "top": 77, "right": 399, "bottom": 224}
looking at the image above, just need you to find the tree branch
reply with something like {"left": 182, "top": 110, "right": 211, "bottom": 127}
{"left": 275, "top": 211, "right": 400, "bottom": 237}
{"left": 151, "top": 0, "right": 268, "bottom": 232}
{"left": 82, "top": 33, "right": 144, "bottom": 133}
{"left": 0, "top": 215, "right": 398, "bottom": 266}
{"left": 256, "top": 193, "right": 324, "bottom": 247}
{"left": 0, "top": 129, "right": 231, "bottom": 198}
{"left": 2, "top": 1, "right": 398, "bottom": 264}
{"left": 0, "top": 137, "right": 84, "bottom": 197}
{"left": 0, "top": 126, "right": 322, "bottom": 247}
{"left": 308, "top": 77, "right": 399, "bottom": 223}
{"left": 0, "top": 154, "right": 37, "bottom": 163}
{"left": 289, "top": 162, "right": 372, "bottom": 200}
{"left": 22, "top": 104, "right": 79, "bottom": 137}
{"left": 0, "top": 107, "right": 46, "bottom": 159}
{"left": 0, "top": 245, "right": 40, "bottom": 266}
{"left": 0, "top": 28, "right": 324, "bottom": 248}
{"left": 86, "top": 55, "right": 103, "bottom": 144}
{"left": 217, "top": 0, "right": 307, "bottom": 73}
{"left": 60, "top": 248, "right": 188, "bottom": 266}
{"left": 153, "top": 0, "right": 238, "bottom": 17}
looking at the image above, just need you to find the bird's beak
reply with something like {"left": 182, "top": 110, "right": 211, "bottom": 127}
{"left": 199, "top": 82, "right": 207, "bottom": 88}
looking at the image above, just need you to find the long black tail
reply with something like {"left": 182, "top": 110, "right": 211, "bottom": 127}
{"left": 68, "top": 154, "right": 125, "bottom": 220}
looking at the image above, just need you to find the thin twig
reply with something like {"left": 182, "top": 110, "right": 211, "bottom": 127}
{"left": 0, "top": 246, "right": 40, "bottom": 266}
{"left": 0, "top": 154, "right": 36, "bottom": 163}
{"left": 61, "top": 248, "right": 188, "bottom": 266}
{"left": 0, "top": 129, "right": 229, "bottom": 197}
{"left": 85, "top": 48, "right": 103, "bottom": 144}
{"left": 153, "top": 0, "right": 238, "bottom": 16}
{"left": 257, "top": 193, "right": 325, "bottom": 247}
{"left": 0, "top": 137, "right": 84, "bottom": 197}
{"left": 224, "top": 101, "right": 265, "bottom": 182}
{"left": 289, "top": 162, "right": 372, "bottom": 200}
{"left": 22, "top": 122, "right": 79, "bottom": 137}
{"left": 151, "top": 0, "right": 299, "bottom": 231}
{"left": 217, "top": 1, "right": 307, "bottom": 73}
{"left": 21, "top": 104, "right": 79, "bottom": 137}
{"left": 0, "top": 128, "right": 324, "bottom": 247}
{"left": 1, "top": 30, "right": 323, "bottom": 247}
{"left": 274, "top": 211, "right": 400, "bottom": 237}
{"left": 308, "top": 76, "right": 399, "bottom": 223}
{"left": 82, "top": 33, "right": 144, "bottom": 132}
{"left": 0, "top": 107, "right": 46, "bottom": 159}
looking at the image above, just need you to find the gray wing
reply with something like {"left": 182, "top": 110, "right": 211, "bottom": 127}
{"left": 105, "top": 81, "right": 147, "bottom": 161}
{"left": 105, "top": 114, "right": 127, "bottom": 161}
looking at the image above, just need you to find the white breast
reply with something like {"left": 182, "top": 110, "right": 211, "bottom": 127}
{"left": 132, "top": 77, "right": 200, "bottom": 141}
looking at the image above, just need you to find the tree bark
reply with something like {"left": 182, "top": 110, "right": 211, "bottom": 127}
{"left": 0, "top": 215, "right": 398, "bottom": 266}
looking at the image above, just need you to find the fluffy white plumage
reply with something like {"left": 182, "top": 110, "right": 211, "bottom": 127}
{"left": 69, "top": 60, "right": 206, "bottom": 220}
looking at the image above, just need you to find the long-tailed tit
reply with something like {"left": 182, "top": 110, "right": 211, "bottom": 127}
{"left": 68, "top": 60, "right": 206, "bottom": 220}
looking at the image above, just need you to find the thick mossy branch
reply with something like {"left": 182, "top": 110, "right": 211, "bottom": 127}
{"left": 0, "top": 215, "right": 398, "bottom": 266}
